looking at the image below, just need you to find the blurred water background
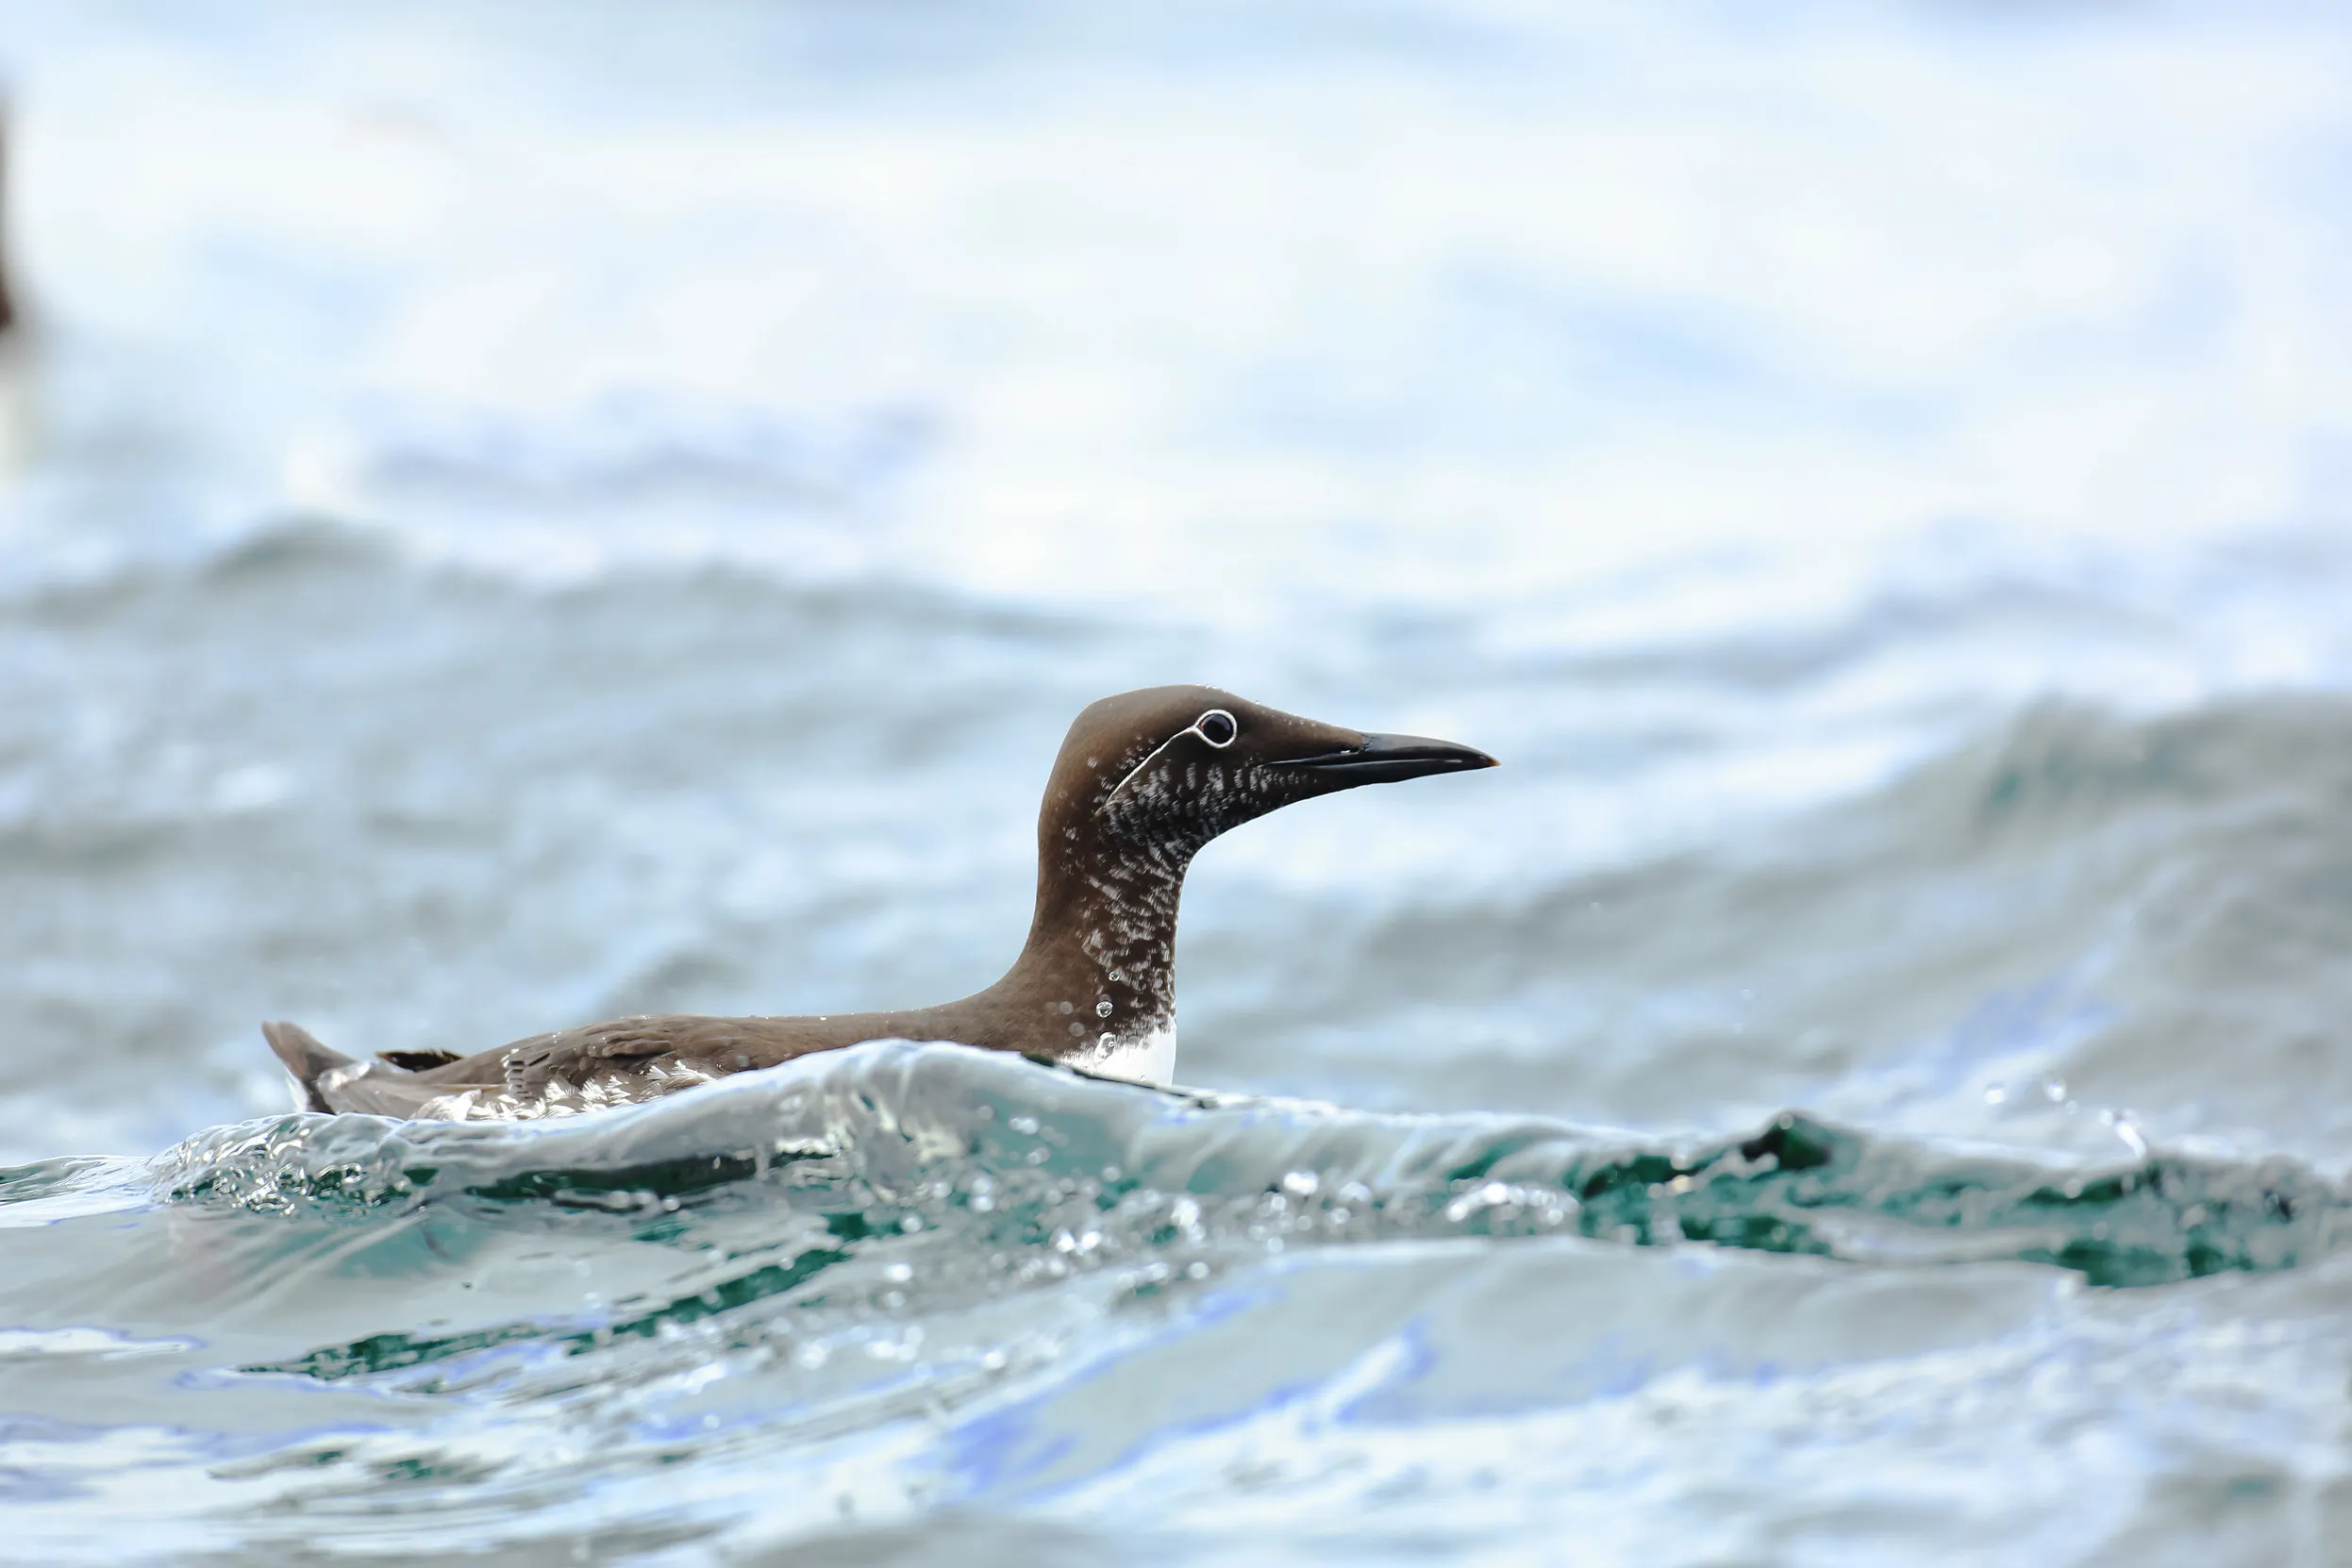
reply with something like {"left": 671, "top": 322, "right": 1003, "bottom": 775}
{"left": 5, "top": 1, "right": 2352, "bottom": 1561}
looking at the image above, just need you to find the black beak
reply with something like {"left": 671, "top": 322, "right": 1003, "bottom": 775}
{"left": 1275, "top": 731, "right": 1499, "bottom": 785}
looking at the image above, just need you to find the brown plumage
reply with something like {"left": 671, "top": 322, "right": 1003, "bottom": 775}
{"left": 265, "top": 685, "right": 1494, "bottom": 1119}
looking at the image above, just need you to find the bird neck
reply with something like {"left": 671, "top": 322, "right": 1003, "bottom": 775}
{"left": 1005, "top": 832, "right": 1195, "bottom": 1052}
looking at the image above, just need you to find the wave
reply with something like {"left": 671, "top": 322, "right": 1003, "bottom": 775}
{"left": 0, "top": 1043, "right": 2297, "bottom": 1385}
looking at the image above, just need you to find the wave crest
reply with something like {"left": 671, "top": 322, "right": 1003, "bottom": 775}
{"left": 146, "top": 1040, "right": 2350, "bottom": 1302}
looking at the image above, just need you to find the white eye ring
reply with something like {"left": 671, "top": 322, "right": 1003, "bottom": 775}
{"left": 1097, "top": 708, "right": 1241, "bottom": 813}
{"left": 1192, "top": 709, "right": 1239, "bottom": 748}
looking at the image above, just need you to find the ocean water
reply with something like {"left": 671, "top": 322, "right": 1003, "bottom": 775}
{"left": 5, "top": 1, "right": 2352, "bottom": 1561}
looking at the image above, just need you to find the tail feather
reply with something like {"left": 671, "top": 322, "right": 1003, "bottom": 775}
{"left": 263, "top": 1020, "right": 357, "bottom": 1113}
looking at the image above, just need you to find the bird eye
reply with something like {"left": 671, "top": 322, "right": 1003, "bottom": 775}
{"left": 1194, "top": 709, "right": 1238, "bottom": 748}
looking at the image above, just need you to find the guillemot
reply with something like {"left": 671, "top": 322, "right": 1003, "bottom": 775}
{"left": 265, "top": 685, "right": 1494, "bottom": 1119}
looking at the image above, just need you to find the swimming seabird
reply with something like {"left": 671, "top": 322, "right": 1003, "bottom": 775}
{"left": 265, "top": 685, "right": 1494, "bottom": 1119}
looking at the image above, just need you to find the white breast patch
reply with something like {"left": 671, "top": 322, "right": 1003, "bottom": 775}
{"left": 1079, "top": 1022, "right": 1178, "bottom": 1088}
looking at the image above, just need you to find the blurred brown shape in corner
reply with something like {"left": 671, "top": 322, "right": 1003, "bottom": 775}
{"left": 0, "top": 106, "right": 15, "bottom": 341}
{"left": 0, "top": 100, "right": 30, "bottom": 475}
